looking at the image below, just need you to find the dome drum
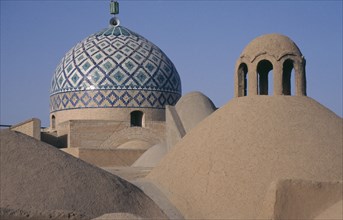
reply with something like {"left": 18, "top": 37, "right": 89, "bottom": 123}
{"left": 50, "top": 89, "right": 180, "bottom": 112}
{"left": 50, "top": 107, "right": 165, "bottom": 128}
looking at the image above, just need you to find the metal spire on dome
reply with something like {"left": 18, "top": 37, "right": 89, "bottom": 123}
{"left": 110, "top": 0, "right": 119, "bottom": 15}
{"left": 109, "top": 0, "right": 120, "bottom": 27}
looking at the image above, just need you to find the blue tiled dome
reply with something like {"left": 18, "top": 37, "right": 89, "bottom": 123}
{"left": 50, "top": 26, "right": 181, "bottom": 112}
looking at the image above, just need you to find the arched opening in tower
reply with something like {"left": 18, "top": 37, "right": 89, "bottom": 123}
{"left": 130, "top": 111, "right": 144, "bottom": 127}
{"left": 257, "top": 60, "right": 273, "bottom": 95}
{"left": 282, "top": 59, "right": 295, "bottom": 95}
{"left": 237, "top": 63, "right": 248, "bottom": 97}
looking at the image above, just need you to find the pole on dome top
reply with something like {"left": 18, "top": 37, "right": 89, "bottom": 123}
{"left": 110, "top": 0, "right": 119, "bottom": 15}
{"left": 109, "top": 0, "right": 120, "bottom": 26}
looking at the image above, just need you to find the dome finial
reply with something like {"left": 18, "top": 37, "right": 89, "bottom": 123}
{"left": 109, "top": 0, "right": 120, "bottom": 26}
{"left": 110, "top": 0, "right": 119, "bottom": 15}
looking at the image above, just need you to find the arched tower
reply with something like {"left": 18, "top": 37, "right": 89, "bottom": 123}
{"left": 234, "top": 34, "right": 306, "bottom": 97}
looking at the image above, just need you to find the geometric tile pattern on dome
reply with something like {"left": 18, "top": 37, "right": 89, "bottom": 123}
{"left": 50, "top": 26, "right": 181, "bottom": 111}
{"left": 50, "top": 90, "right": 180, "bottom": 112}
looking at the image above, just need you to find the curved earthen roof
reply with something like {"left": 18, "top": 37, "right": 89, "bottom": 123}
{"left": 175, "top": 91, "right": 216, "bottom": 132}
{"left": 132, "top": 143, "right": 167, "bottom": 167}
{"left": 0, "top": 130, "right": 166, "bottom": 219}
{"left": 148, "top": 96, "right": 342, "bottom": 219}
{"left": 240, "top": 34, "right": 302, "bottom": 62}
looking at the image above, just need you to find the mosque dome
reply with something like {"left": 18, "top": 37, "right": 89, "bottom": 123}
{"left": 50, "top": 25, "right": 181, "bottom": 113}
{"left": 240, "top": 33, "right": 302, "bottom": 61}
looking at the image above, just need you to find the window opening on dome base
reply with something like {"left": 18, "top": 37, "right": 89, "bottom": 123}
{"left": 131, "top": 111, "right": 144, "bottom": 127}
{"left": 51, "top": 115, "right": 56, "bottom": 130}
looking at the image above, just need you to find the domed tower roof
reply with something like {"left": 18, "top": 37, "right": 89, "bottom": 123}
{"left": 234, "top": 34, "right": 306, "bottom": 97}
{"left": 240, "top": 33, "right": 302, "bottom": 62}
{"left": 50, "top": 25, "right": 181, "bottom": 113}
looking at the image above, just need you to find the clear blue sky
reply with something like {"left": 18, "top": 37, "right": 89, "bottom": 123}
{"left": 1, "top": 0, "right": 342, "bottom": 127}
